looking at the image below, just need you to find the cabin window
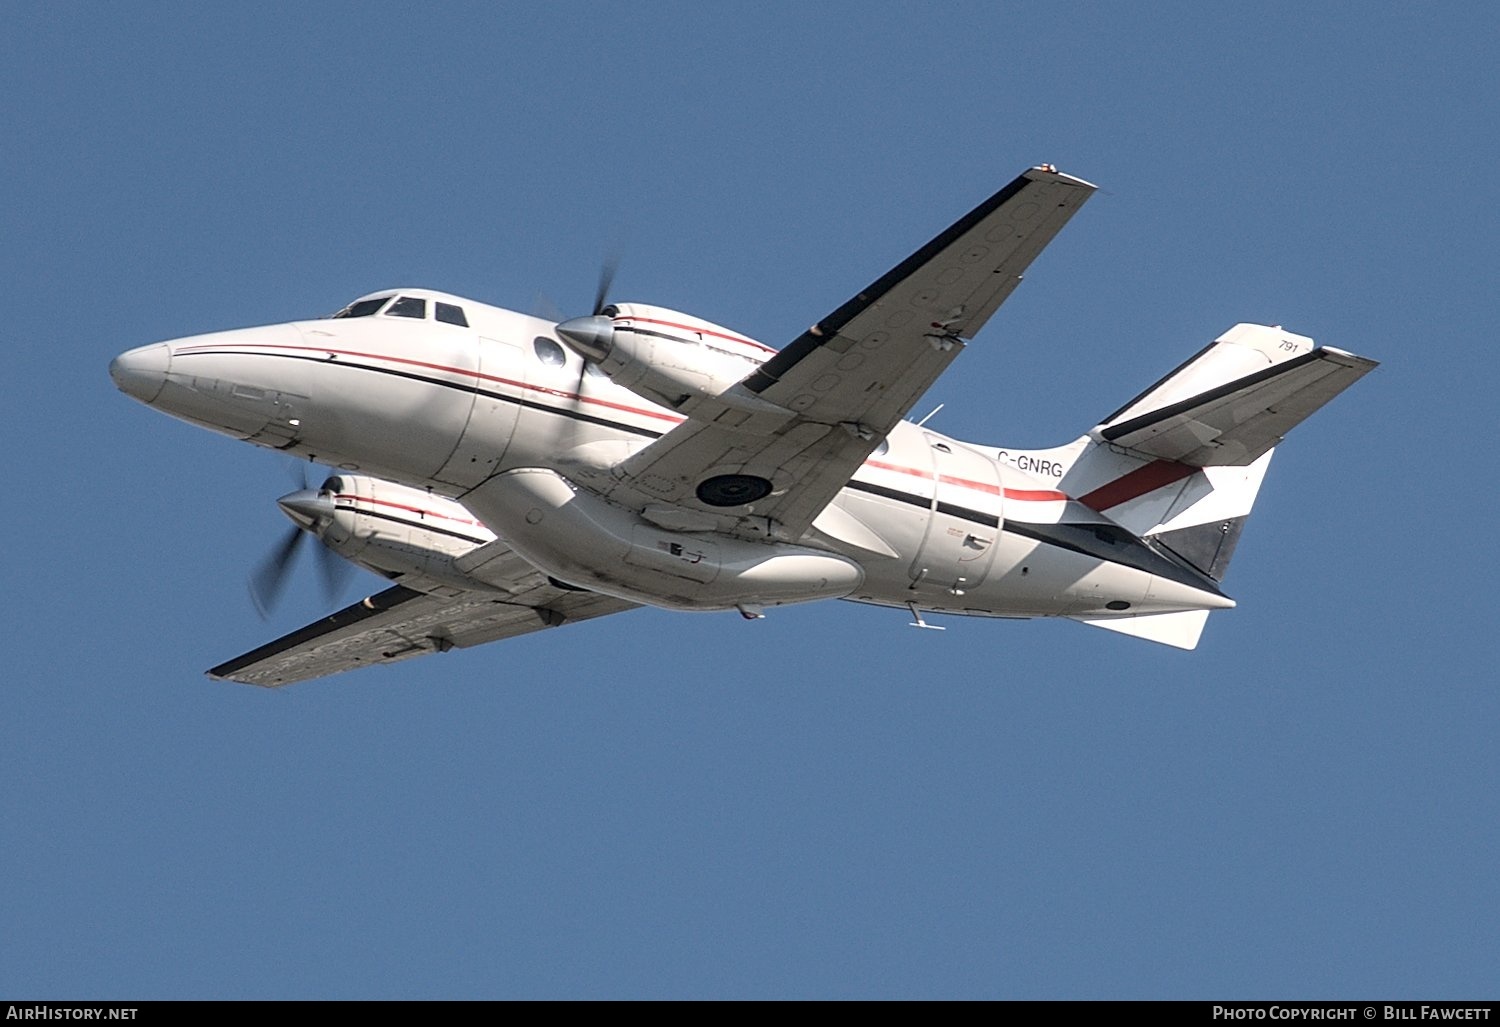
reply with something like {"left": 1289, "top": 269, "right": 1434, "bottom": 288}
{"left": 435, "top": 302, "right": 469, "bottom": 327}
{"left": 388, "top": 296, "right": 427, "bottom": 319}
{"left": 533, "top": 336, "right": 567, "bottom": 367}
{"left": 334, "top": 297, "right": 390, "bottom": 318}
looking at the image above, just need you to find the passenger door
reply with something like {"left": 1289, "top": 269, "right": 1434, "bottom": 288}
{"left": 908, "top": 435, "right": 1001, "bottom": 599}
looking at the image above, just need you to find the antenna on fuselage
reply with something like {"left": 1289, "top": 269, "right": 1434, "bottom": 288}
{"left": 906, "top": 601, "right": 946, "bottom": 631}
{"left": 915, "top": 403, "right": 945, "bottom": 427}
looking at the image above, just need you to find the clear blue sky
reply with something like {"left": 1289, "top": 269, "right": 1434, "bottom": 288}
{"left": 4, "top": 1, "right": 1497, "bottom": 999}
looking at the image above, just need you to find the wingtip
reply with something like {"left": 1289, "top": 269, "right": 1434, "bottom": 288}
{"left": 1028, "top": 164, "right": 1099, "bottom": 190}
{"left": 1318, "top": 346, "right": 1381, "bottom": 371}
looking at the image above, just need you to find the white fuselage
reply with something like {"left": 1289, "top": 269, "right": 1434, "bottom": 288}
{"left": 110, "top": 289, "right": 1231, "bottom": 622}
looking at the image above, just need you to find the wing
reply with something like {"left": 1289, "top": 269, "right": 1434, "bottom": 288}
{"left": 208, "top": 553, "right": 637, "bottom": 686}
{"left": 599, "top": 165, "right": 1096, "bottom": 538}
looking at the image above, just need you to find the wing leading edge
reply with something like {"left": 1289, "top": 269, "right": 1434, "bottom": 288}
{"left": 209, "top": 559, "right": 637, "bottom": 687}
{"left": 600, "top": 166, "right": 1097, "bottom": 539}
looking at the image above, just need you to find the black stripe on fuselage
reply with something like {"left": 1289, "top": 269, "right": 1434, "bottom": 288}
{"left": 844, "top": 479, "right": 998, "bottom": 529}
{"left": 616, "top": 325, "right": 697, "bottom": 346}
{"left": 845, "top": 478, "right": 927, "bottom": 509}
{"left": 937, "top": 501, "right": 1000, "bottom": 529}
{"left": 335, "top": 504, "right": 491, "bottom": 546}
{"left": 174, "top": 349, "right": 666, "bottom": 440}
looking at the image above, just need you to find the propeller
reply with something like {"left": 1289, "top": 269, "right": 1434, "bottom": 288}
{"left": 555, "top": 255, "right": 622, "bottom": 391}
{"left": 247, "top": 464, "right": 354, "bottom": 618}
{"left": 591, "top": 253, "right": 618, "bottom": 318}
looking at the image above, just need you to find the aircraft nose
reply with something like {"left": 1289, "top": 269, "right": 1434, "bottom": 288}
{"left": 109, "top": 343, "right": 172, "bottom": 404}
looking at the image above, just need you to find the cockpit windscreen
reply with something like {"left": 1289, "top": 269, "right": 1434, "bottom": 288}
{"left": 333, "top": 297, "right": 391, "bottom": 318}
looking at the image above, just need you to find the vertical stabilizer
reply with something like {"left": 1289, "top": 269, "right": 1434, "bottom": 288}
{"left": 1024, "top": 323, "right": 1377, "bottom": 648}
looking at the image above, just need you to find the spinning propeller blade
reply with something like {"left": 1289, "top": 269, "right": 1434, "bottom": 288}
{"left": 554, "top": 254, "right": 623, "bottom": 393}
{"left": 247, "top": 464, "right": 352, "bottom": 619}
{"left": 249, "top": 525, "right": 305, "bottom": 619}
{"left": 591, "top": 254, "right": 618, "bottom": 317}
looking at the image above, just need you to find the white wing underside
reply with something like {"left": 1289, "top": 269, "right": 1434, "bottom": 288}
{"left": 209, "top": 544, "right": 637, "bottom": 687}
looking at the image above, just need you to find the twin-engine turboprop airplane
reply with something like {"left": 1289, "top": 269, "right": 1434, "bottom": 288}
{"left": 110, "top": 165, "right": 1377, "bottom": 686}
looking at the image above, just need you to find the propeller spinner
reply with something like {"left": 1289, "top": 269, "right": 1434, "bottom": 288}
{"left": 555, "top": 314, "right": 614, "bottom": 363}
{"left": 555, "top": 256, "right": 620, "bottom": 365}
{"left": 248, "top": 473, "right": 353, "bottom": 618}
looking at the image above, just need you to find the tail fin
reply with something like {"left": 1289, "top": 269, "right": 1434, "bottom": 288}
{"left": 991, "top": 323, "right": 1376, "bottom": 647}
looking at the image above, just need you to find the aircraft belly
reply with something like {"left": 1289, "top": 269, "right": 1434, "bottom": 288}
{"left": 849, "top": 530, "right": 1172, "bottom": 618}
{"left": 1015, "top": 542, "right": 1149, "bottom": 616}
{"left": 958, "top": 532, "right": 1229, "bottom": 618}
{"left": 465, "top": 468, "right": 864, "bottom": 612}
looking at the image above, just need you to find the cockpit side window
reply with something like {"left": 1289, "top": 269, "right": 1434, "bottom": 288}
{"left": 435, "top": 302, "right": 469, "bottom": 327}
{"left": 387, "top": 296, "right": 427, "bottom": 319}
{"left": 334, "top": 297, "right": 390, "bottom": 318}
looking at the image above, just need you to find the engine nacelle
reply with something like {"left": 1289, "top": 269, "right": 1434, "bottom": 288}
{"left": 556, "top": 303, "right": 783, "bottom": 416}
{"left": 465, "top": 467, "right": 865, "bottom": 612}
{"left": 303, "top": 474, "right": 497, "bottom": 588}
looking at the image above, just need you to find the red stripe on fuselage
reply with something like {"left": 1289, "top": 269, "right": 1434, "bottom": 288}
{"left": 1003, "top": 488, "right": 1069, "bottom": 502}
{"left": 1076, "top": 460, "right": 1196, "bottom": 512}
{"left": 616, "top": 316, "right": 776, "bottom": 354}
{"left": 864, "top": 455, "right": 1192, "bottom": 511}
{"left": 863, "top": 458, "right": 1068, "bottom": 502}
{"left": 174, "top": 342, "right": 687, "bottom": 425}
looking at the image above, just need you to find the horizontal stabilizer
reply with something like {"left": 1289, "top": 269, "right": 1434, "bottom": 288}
{"left": 1096, "top": 325, "right": 1378, "bottom": 467}
{"left": 1069, "top": 609, "right": 1212, "bottom": 650}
